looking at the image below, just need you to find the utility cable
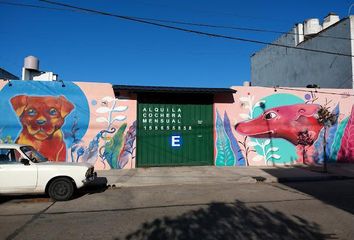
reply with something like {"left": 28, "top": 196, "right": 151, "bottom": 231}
{"left": 134, "top": 17, "right": 352, "bottom": 41}
{"left": 1, "top": 1, "right": 353, "bottom": 41}
{"left": 267, "top": 86, "right": 354, "bottom": 97}
{"left": 0, "top": 1, "right": 78, "bottom": 12}
{"left": 39, "top": 0, "right": 354, "bottom": 58}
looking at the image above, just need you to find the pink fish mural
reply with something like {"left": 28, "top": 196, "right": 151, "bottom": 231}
{"left": 235, "top": 104, "right": 323, "bottom": 145}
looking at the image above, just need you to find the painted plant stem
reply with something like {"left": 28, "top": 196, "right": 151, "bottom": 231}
{"left": 238, "top": 136, "right": 254, "bottom": 166}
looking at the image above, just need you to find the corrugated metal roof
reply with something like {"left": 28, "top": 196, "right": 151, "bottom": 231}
{"left": 113, "top": 85, "right": 236, "bottom": 94}
{"left": 0, "top": 68, "right": 19, "bottom": 80}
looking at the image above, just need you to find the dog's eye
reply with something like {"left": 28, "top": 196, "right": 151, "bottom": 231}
{"left": 264, "top": 111, "right": 277, "bottom": 120}
{"left": 27, "top": 109, "right": 37, "bottom": 116}
{"left": 49, "top": 108, "right": 58, "bottom": 116}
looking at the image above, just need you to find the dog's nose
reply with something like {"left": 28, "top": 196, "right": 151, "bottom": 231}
{"left": 36, "top": 119, "right": 46, "bottom": 125}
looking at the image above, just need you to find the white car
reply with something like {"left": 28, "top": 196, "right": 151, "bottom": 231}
{"left": 0, "top": 144, "right": 97, "bottom": 201}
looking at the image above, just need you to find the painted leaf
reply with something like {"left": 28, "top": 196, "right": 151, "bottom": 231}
{"left": 266, "top": 147, "right": 279, "bottom": 154}
{"left": 337, "top": 106, "right": 354, "bottom": 163}
{"left": 117, "top": 121, "right": 137, "bottom": 169}
{"left": 81, "top": 143, "right": 98, "bottom": 165}
{"left": 263, "top": 139, "right": 271, "bottom": 146}
{"left": 330, "top": 117, "right": 349, "bottom": 161}
{"left": 113, "top": 115, "right": 127, "bottom": 121}
{"left": 223, "top": 112, "right": 245, "bottom": 166}
{"left": 252, "top": 155, "right": 264, "bottom": 162}
{"left": 313, "top": 127, "right": 325, "bottom": 164}
{"left": 96, "top": 117, "right": 108, "bottom": 123}
{"left": 101, "top": 96, "right": 115, "bottom": 102}
{"left": 104, "top": 123, "right": 127, "bottom": 169}
{"left": 112, "top": 106, "right": 128, "bottom": 112}
{"left": 239, "top": 97, "right": 250, "bottom": 102}
{"left": 326, "top": 104, "right": 339, "bottom": 161}
{"left": 78, "top": 128, "right": 116, "bottom": 165}
{"left": 269, "top": 154, "right": 280, "bottom": 159}
{"left": 215, "top": 111, "right": 236, "bottom": 166}
{"left": 96, "top": 107, "right": 111, "bottom": 113}
{"left": 239, "top": 113, "right": 250, "bottom": 120}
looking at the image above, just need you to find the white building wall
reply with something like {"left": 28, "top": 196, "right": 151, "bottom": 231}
{"left": 251, "top": 17, "right": 353, "bottom": 89}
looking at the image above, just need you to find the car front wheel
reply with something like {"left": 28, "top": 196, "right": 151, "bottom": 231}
{"left": 48, "top": 178, "right": 75, "bottom": 201}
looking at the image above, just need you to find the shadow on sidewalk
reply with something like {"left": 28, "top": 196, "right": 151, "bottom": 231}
{"left": 120, "top": 200, "right": 335, "bottom": 240}
{"left": 282, "top": 179, "right": 354, "bottom": 215}
{"left": 262, "top": 168, "right": 354, "bottom": 215}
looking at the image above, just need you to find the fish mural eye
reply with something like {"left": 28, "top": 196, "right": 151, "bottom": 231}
{"left": 264, "top": 111, "right": 277, "bottom": 120}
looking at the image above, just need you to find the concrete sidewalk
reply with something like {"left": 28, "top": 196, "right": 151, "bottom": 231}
{"left": 95, "top": 163, "right": 354, "bottom": 188}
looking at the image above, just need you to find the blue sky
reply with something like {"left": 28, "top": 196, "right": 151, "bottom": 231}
{"left": 0, "top": 0, "right": 351, "bottom": 87}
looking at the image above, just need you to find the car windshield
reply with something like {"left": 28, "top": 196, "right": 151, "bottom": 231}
{"left": 20, "top": 146, "right": 48, "bottom": 163}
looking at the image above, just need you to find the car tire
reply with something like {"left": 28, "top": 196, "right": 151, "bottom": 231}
{"left": 48, "top": 178, "right": 74, "bottom": 201}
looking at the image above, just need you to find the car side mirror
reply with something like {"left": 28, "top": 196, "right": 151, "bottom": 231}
{"left": 20, "top": 158, "right": 30, "bottom": 165}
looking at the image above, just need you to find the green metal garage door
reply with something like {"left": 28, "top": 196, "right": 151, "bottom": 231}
{"left": 137, "top": 103, "right": 214, "bottom": 167}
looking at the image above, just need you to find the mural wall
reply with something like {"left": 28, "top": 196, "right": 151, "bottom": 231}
{"left": 214, "top": 87, "right": 354, "bottom": 166}
{"left": 3, "top": 81, "right": 353, "bottom": 168}
{"left": 0, "top": 81, "right": 137, "bottom": 170}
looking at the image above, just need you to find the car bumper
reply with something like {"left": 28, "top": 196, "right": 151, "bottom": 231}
{"left": 83, "top": 172, "right": 97, "bottom": 184}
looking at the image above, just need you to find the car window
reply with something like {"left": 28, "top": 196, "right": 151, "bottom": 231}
{"left": 0, "top": 149, "right": 22, "bottom": 164}
{"left": 20, "top": 146, "right": 47, "bottom": 163}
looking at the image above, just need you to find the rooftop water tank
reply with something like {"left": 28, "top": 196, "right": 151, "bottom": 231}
{"left": 323, "top": 13, "right": 340, "bottom": 29}
{"left": 24, "top": 56, "right": 39, "bottom": 71}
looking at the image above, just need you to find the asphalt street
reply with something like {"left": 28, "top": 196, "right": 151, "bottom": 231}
{"left": 1, "top": 180, "right": 354, "bottom": 240}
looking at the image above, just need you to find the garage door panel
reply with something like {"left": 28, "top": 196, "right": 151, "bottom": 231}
{"left": 137, "top": 103, "right": 213, "bottom": 167}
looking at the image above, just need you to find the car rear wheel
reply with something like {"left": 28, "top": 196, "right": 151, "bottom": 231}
{"left": 48, "top": 178, "right": 74, "bottom": 201}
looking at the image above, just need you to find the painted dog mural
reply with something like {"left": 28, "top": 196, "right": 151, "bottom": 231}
{"left": 10, "top": 95, "right": 74, "bottom": 162}
{"left": 215, "top": 88, "right": 354, "bottom": 166}
{"left": 0, "top": 81, "right": 137, "bottom": 170}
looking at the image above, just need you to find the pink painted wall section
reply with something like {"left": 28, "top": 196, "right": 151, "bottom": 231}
{"left": 72, "top": 82, "right": 137, "bottom": 170}
{"left": 214, "top": 86, "right": 354, "bottom": 166}
{"left": 0, "top": 80, "right": 137, "bottom": 170}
